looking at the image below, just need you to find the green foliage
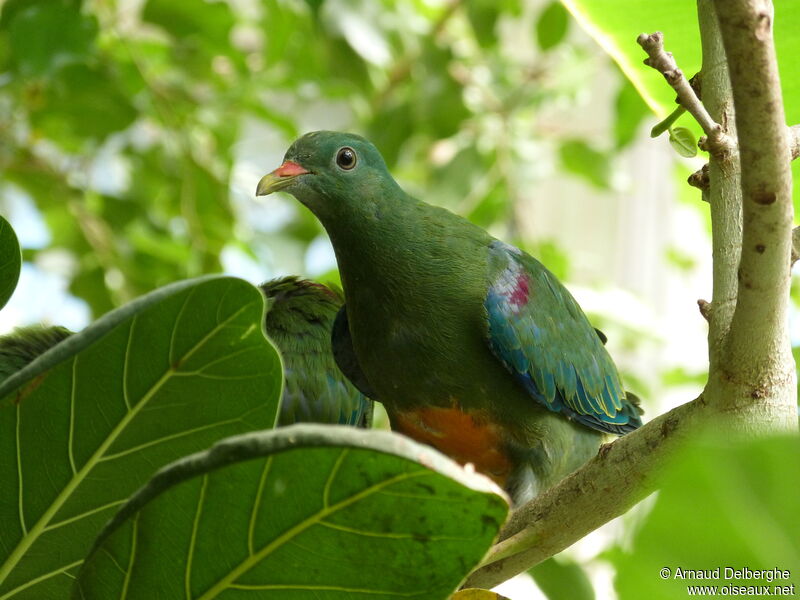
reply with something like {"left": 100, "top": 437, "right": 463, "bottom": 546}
{"left": 667, "top": 126, "right": 698, "bottom": 158}
{"left": 611, "top": 434, "right": 800, "bottom": 600}
{"left": 563, "top": 0, "right": 800, "bottom": 213}
{"left": 537, "top": 2, "right": 570, "bottom": 51}
{"left": 529, "top": 557, "right": 595, "bottom": 600}
{"left": 0, "top": 216, "right": 21, "bottom": 310}
{"left": 0, "top": 276, "right": 282, "bottom": 599}
{"left": 559, "top": 139, "right": 611, "bottom": 189}
{"left": 614, "top": 79, "right": 650, "bottom": 149}
{"left": 4, "top": 1, "right": 787, "bottom": 597}
{"left": 0, "top": 0, "right": 637, "bottom": 320}
{"left": 453, "top": 590, "right": 512, "bottom": 600}
{"left": 75, "top": 426, "right": 508, "bottom": 599}
{"left": 5, "top": 1, "right": 97, "bottom": 77}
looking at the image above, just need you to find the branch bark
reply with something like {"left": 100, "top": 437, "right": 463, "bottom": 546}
{"left": 697, "top": 0, "right": 742, "bottom": 373}
{"left": 708, "top": 0, "right": 796, "bottom": 424}
{"left": 463, "top": 402, "right": 703, "bottom": 589}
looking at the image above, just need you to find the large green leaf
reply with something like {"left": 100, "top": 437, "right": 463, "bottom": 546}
{"left": 73, "top": 425, "right": 509, "bottom": 599}
{"left": 452, "top": 590, "right": 512, "bottom": 600}
{"left": 0, "top": 216, "right": 21, "bottom": 311}
{"left": 561, "top": 0, "right": 800, "bottom": 121}
{"left": 563, "top": 0, "right": 800, "bottom": 214}
{"left": 561, "top": 1, "right": 700, "bottom": 117}
{"left": 611, "top": 434, "right": 800, "bottom": 600}
{"left": 0, "top": 276, "right": 282, "bottom": 599}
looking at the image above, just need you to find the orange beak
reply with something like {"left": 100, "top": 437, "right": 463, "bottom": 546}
{"left": 256, "top": 161, "right": 310, "bottom": 196}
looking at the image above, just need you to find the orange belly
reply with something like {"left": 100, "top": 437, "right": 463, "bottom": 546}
{"left": 390, "top": 405, "right": 513, "bottom": 487}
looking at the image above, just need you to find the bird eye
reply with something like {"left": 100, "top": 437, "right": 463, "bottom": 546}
{"left": 336, "top": 147, "right": 357, "bottom": 170}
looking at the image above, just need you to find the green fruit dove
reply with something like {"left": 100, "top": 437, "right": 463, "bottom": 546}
{"left": 261, "top": 276, "right": 372, "bottom": 427}
{"left": 257, "top": 132, "right": 642, "bottom": 505}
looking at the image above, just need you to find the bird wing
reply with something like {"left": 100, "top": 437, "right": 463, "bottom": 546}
{"left": 484, "top": 241, "right": 642, "bottom": 434}
{"left": 331, "top": 305, "right": 379, "bottom": 403}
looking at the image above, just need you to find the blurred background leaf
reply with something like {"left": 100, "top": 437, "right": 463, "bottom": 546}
{"left": 529, "top": 557, "right": 595, "bottom": 600}
{"left": 611, "top": 434, "right": 800, "bottom": 600}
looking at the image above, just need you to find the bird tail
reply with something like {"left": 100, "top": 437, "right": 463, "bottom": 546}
{"left": 619, "top": 390, "right": 644, "bottom": 430}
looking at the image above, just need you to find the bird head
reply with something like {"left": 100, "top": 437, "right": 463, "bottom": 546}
{"left": 256, "top": 131, "right": 400, "bottom": 221}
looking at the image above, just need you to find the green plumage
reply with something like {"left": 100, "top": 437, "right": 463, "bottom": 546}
{"left": 261, "top": 276, "right": 371, "bottom": 428}
{"left": 258, "top": 132, "right": 642, "bottom": 504}
{"left": 0, "top": 325, "right": 72, "bottom": 384}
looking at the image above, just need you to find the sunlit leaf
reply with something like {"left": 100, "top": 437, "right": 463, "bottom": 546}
{"left": 562, "top": 0, "right": 800, "bottom": 121}
{"left": 563, "top": 0, "right": 800, "bottom": 215}
{"left": 74, "top": 426, "right": 509, "bottom": 599}
{"left": 0, "top": 276, "right": 282, "bottom": 599}
{"left": 0, "top": 216, "right": 21, "bottom": 311}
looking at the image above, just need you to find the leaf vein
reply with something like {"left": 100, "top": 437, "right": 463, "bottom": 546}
{"left": 323, "top": 449, "right": 349, "bottom": 509}
{"left": 43, "top": 499, "right": 127, "bottom": 533}
{"left": 248, "top": 456, "right": 273, "bottom": 557}
{"left": 68, "top": 356, "right": 78, "bottom": 475}
{"left": 0, "top": 294, "right": 254, "bottom": 587}
{"left": 120, "top": 513, "right": 139, "bottom": 600}
{"left": 196, "top": 469, "right": 431, "bottom": 600}
{"left": 16, "top": 403, "right": 25, "bottom": 536}
{"left": 186, "top": 475, "right": 208, "bottom": 600}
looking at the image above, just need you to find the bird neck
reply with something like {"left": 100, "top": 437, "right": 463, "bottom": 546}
{"left": 322, "top": 195, "right": 427, "bottom": 296}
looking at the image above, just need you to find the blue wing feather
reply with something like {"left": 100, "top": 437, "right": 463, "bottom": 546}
{"left": 485, "top": 241, "right": 642, "bottom": 435}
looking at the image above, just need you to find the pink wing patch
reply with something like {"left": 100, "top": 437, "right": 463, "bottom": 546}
{"left": 508, "top": 273, "right": 530, "bottom": 309}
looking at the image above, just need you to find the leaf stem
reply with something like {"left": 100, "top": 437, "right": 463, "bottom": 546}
{"left": 650, "top": 105, "right": 686, "bottom": 137}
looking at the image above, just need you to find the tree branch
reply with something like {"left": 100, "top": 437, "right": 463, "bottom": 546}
{"left": 710, "top": 0, "right": 796, "bottom": 413}
{"left": 690, "top": 122, "right": 800, "bottom": 191}
{"left": 463, "top": 401, "right": 703, "bottom": 589}
{"left": 696, "top": 0, "right": 743, "bottom": 373}
{"left": 637, "top": 31, "right": 734, "bottom": 157}
{"left": 465, "top": 2, "right": 797, "bottom": 588}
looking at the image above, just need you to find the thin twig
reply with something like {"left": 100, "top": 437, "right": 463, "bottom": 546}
{"left": 712, "top": 0, "right": 795, "bottom": 389}
{"left": 637, "top": 32, "right": 734, "bottom": 157}
{"left": 792, "top": 226, "right": 800, "bottom": 266}
{"left": 698, "top": 299, "right": 712, "bottom": 322}
{"left": 690, "top": 123, "right": 800, "bottom": 194}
